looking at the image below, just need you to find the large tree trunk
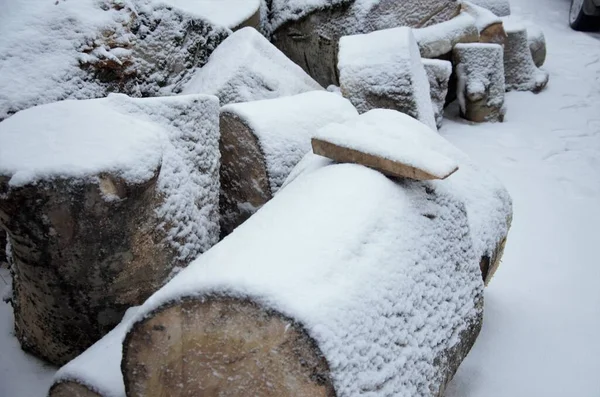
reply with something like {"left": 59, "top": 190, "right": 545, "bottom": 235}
{"left": 122, "top": 160, "right": 490, "bottom": 396}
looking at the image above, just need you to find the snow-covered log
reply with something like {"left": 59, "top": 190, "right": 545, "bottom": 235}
{"left": 527, "top": 24, "right": 547, "bottom": 68}
{"left": 0, "top": 94, "right": 220, "bottom": 365}
{"left": 0, "top": 229, "right": 6, "bottom": 266}
{"left": 338, "top": 27, "right": 437, "bottom": 131}
{"left": 121, "top": 155, "right": 488, "bottom": 396}
{"left": 461, "top": 1, "right": 507, "bottom": 45}
{"left": 312, "top": 110, "right": 459, "bottom": 180}
{"left": 182, "top": 27, "right": 323, "bottom": 105}
{"left": 503, "top": 21, "right": 549, "bottom": 92}
{"left": 467, "top": 0, "right": 511, "bottom": 16}
{"left": 219, "top": 91, "right": 358, "bottom": 235}
{"left": 423, "top": 59, "right": 453, "bottom": 129}
{"left": 454, "top": 43, "right": 506, "bottom": 122}
{"left": 414, "top": 13, "right": 480, "bottom": 59}
{"left": 270, "top": 0, "right": 461, "bottom": 87}
{"left": 0, "top": 0, "right": 230, "bottom": 121}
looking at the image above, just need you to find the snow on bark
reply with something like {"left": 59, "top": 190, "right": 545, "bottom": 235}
{"left": 182, "top": 27, "right": 323, "bottom": 105}
{"left": 122, "top": 162, "right": 484, "bottom": 397}
{"left": 502, "top": 18, "right": 549, "bottom": 92}
{"left": 0, "top": 0, "right": 228, "bottom": 121}
{"left": 219, "top": 91, "right": 358, "bottom": 235}
{"left": 159, "top": 0, "right": 261, "bottom": 29}
{"left": 413, "top": 12, "right": 480, "bottom": 59}
{"left": 527, "top": 24, "right": 546, "bottom": 68}
{"left": 467, "top": 0, "right": 511, "bottom": 16}
{"left": 423, "top": 59, "right": 453, "bottom": 129}
{"left": 312, "top": 109, "right": 459, "bottom": 180}
{"left": 270, "top": 0, "right": 460, "bottom": 87}
{"left": 454, "top": 43, "right": 506, "bottom": 122}
{"left": 0, "top": 94, "right": 220, "bottom": 365}
{"left": 338, "top": 27, "right": 437, "bottom": 131}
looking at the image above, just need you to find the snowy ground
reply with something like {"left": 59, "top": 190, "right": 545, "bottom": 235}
{"left": 1, "top": 0, "right": 600, "bottom": 395}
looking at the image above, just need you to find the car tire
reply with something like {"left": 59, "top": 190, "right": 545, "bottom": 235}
{"left": 570, "top": 0, "right": 600, "bottom": 31}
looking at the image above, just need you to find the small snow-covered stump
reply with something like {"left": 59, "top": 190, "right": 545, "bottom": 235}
{"left": 338, "top": 27, "right": 437, "bottom": 131}
{"left": 423, "top": 59, "right": 453, "bottom": 129}
{"left": 121, "top": 149, "right": 486, "bottom": 396}
{"left": 503, "top": 21, "right": 549, "bottom": 93}
{"left": 0, "top": 94, "right": 220, "bottom": 365}
{"left": 270, "top": 0, "right": 461, "bottom": 87}
{"left": 312, "top": 110, "right": 459, "bottom": 180}
{"left": 468, "top": 0, "right": 511, "bottom": 16}
{"left": 182, "top": 27, "right": 323, "bottom": 105}
{"left": 414, "top": 12, "right": 480, "bottom": 59}
{"left": 454, "top": 43, "right": 506, "bottom": 122}
{"left": 219, "top": 91, "right": 358, "bottom": 235}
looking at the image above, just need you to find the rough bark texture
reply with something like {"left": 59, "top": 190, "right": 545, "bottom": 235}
{"left": 219, "top": 113, "right": 272, "bottom": 237}
{"left": 49, "top": 382, "right": 102, "bottom": 397}
{"left": 311, "top": 138, "right": 458, "bottom": 180}
{"left": 122, "top": 297, "right": 336, "bottom": 397}
{"left": 480, "top": 214, "right": 512, "bottom": 285}
{"left": 0, "top": 228, "right": 6, "bottom": 266}
{"left": 504, "top": 27, "right": 549, "bottom": 92}
{"left": 468, "top": 0, "right": 511, "bottom": 16}
{"left": 0, "top": 171, "right": 179, "bottom": 366}
{"left": 271, "top": 0, "right": 460, "bottom": 87}
{"left": 454, "top": 43, "right": 506, "bottom": 122}
{"left": 423, "top": 59, "right": 453, "bottom": 129}
{"left": 528, "top": 27, "right": 546, "bottom": 68}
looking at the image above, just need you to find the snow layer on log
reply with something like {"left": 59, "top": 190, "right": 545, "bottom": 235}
{"left": 222, "top": 91, "right": 358, "bottom": 193}
{"left": 413, "top": 12, "right": 480, "bottom": 58}
{"left": 0, "top": 0, "right": 228, "bottom": 121}
{"left": 423, "top": 59, "right": 453, "bottom": 129}
{"left": 0, "top": 99, "right": 163, "bottom": 188}
{"left": 460, "top": 1, "right": 502, "bottom": 31}
{"left": 51, "top": 307, "right": 139, "bottom": 397}
{"left": 127, "top": 162, "right": 484, "bottom": 397}
{"left": 338, "top": 27, "right": 437, "bottom": 130}
{"left": 159, "top": 0, "right": 260, "bottom": 29}
{"left": 312, "top": 110, "right": 458, "bottom": 179}
{"left": 182, "top": 27, "right": 323, "bottom": 104}
{"left": 467, "top": 0, "right": 511, "bottom": 16}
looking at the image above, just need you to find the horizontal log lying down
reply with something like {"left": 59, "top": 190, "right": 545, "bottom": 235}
{"left": 120, "top": 161, "right": 504, "bottom": 395}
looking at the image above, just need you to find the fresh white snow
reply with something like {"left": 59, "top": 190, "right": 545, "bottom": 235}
{"left": 1, "top": 0, "right": 600, "bottom": 395}
{"left": 221, "top": 91, "right": 358, "bottom": 193}
{"left": 158, "top": 0, "right": 260, "bottom": 28}
{"left": 313, "top": 109, "right": 459, "bottom": 179}
{"left": 413, "top": 12, "right": 479, "bottom": 58}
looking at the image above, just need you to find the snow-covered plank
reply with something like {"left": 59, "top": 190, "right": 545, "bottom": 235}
{"left": 122, "top": 160, "right": 485, "bottom": 397}
{"left": 219, "top": 91, "right": 358, "bottom": 235}
{"left": 338, "top": 27, "right": 437, "bottom": 131}
{"left": 312, "top": 109, "right": 459, "bottom": 180}
{"left": 182, "top": 27, "right": 323, "bottom": 105}
{"left": 0, "top": 93, "right": 220, "bottom": 365}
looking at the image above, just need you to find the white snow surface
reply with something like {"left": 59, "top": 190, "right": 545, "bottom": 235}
{"left": 0, "top": 99, "right": 163, "bottom": 187}
{"left": 52, "top": 307, "right": 139, "bottom": 397}
{"left": 129, "top": 162, "right": 484, "bottom": 397}
{"left": 221, "top": 91, "right": 358, "bottom": 193}
{"left": 460, "top": 1, "right": 502, "bottom": 31}
{"left": 467, "top": 0, "right": 511, "bottom": 16}
{"left": 413, "top": 12, "right": 479, "bottom": 58}
{"left": 159, "top": 0, "right": 260, "bottom": 28}
{"left": 182, "top": 27, "right": 323, "bottom": 104}
{"left": 338, "top": 27, "right": 437, "bottom": 131}
{"left": 314, "top": 109, "right": 459, "bottom": 179}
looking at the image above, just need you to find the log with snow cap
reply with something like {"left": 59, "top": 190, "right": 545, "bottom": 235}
{"left": 338, "top": 27, "right": 438, "bottom": 131}
{"left": 270, "top": 0, "right": 461, "bottom": 87}
{"left": 467, "top": 0, "right": 511, "bottom": 16}
{"left": 413, "top": 12, "right": 480, "bottom": 59}
{"left": 219, "top": 91, "right": 358, "bottom": 236}
{"left": 460, "top": 1, "right": 507, "bottom": 45}
{"left": 423, "top": 59, "right": 453, "bottom": 129}
{"left": 182, "top": 27, "right": 323, "bottom": 105}
{"left": 0, "top": 93, "right": 220, "bottom": 365}
{"left": 119, "top": 111, "right": 510, "bottom": 396}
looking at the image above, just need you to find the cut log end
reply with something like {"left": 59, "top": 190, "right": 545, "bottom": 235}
{"left": 49, "top": 381, "right": 102, "bottom": 397}
{"left": 122, "top": 297, "right": 336, "bottom": 397}
{"left": 311, "top": 138, "right": 458, "bottom": 181}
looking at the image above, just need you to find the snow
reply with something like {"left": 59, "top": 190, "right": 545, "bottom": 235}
{"left": 313, "top": 109, "right": 459, "bottom": 179}
{"left": 460, "top": 1, "right": 503, "bottom": 31}
{"left": 338, "top": 27, "right": 437, "bottom": 131}
{"left": 413, "top": 12, "right": 479, "bottom": 58}
{"left": 51, "top": 307, "right": 139, "bottom": 397}
{"left": 158, "top": 0, "right": 260, "bottom": 28}
{"left": 182, "top": 27, "right": 323, "bottom": 104}
{"left": 0, "top": 99, "right": 164, "bottom": 187}
{"left": 467, "top": 0, "right": 511, "bottom": 16}
{"left": 423, "top": 59, "right": 453, "bottom": 129}
{"left": 221, "top": 91, "right": 358, "bottom": 193}
{"left": 129, "top": 161, "right": 483, "bottom": 397}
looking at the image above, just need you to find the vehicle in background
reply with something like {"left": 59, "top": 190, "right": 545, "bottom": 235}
{"left": 570, "top": 0, "right": 600, "bottom": 31}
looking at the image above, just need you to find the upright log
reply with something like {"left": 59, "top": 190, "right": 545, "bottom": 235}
{"left": 503, "top": 21, "right": 549, "bottom": 92}
{"left": 423, "top": 59, "right": 453, "bottom": 128}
